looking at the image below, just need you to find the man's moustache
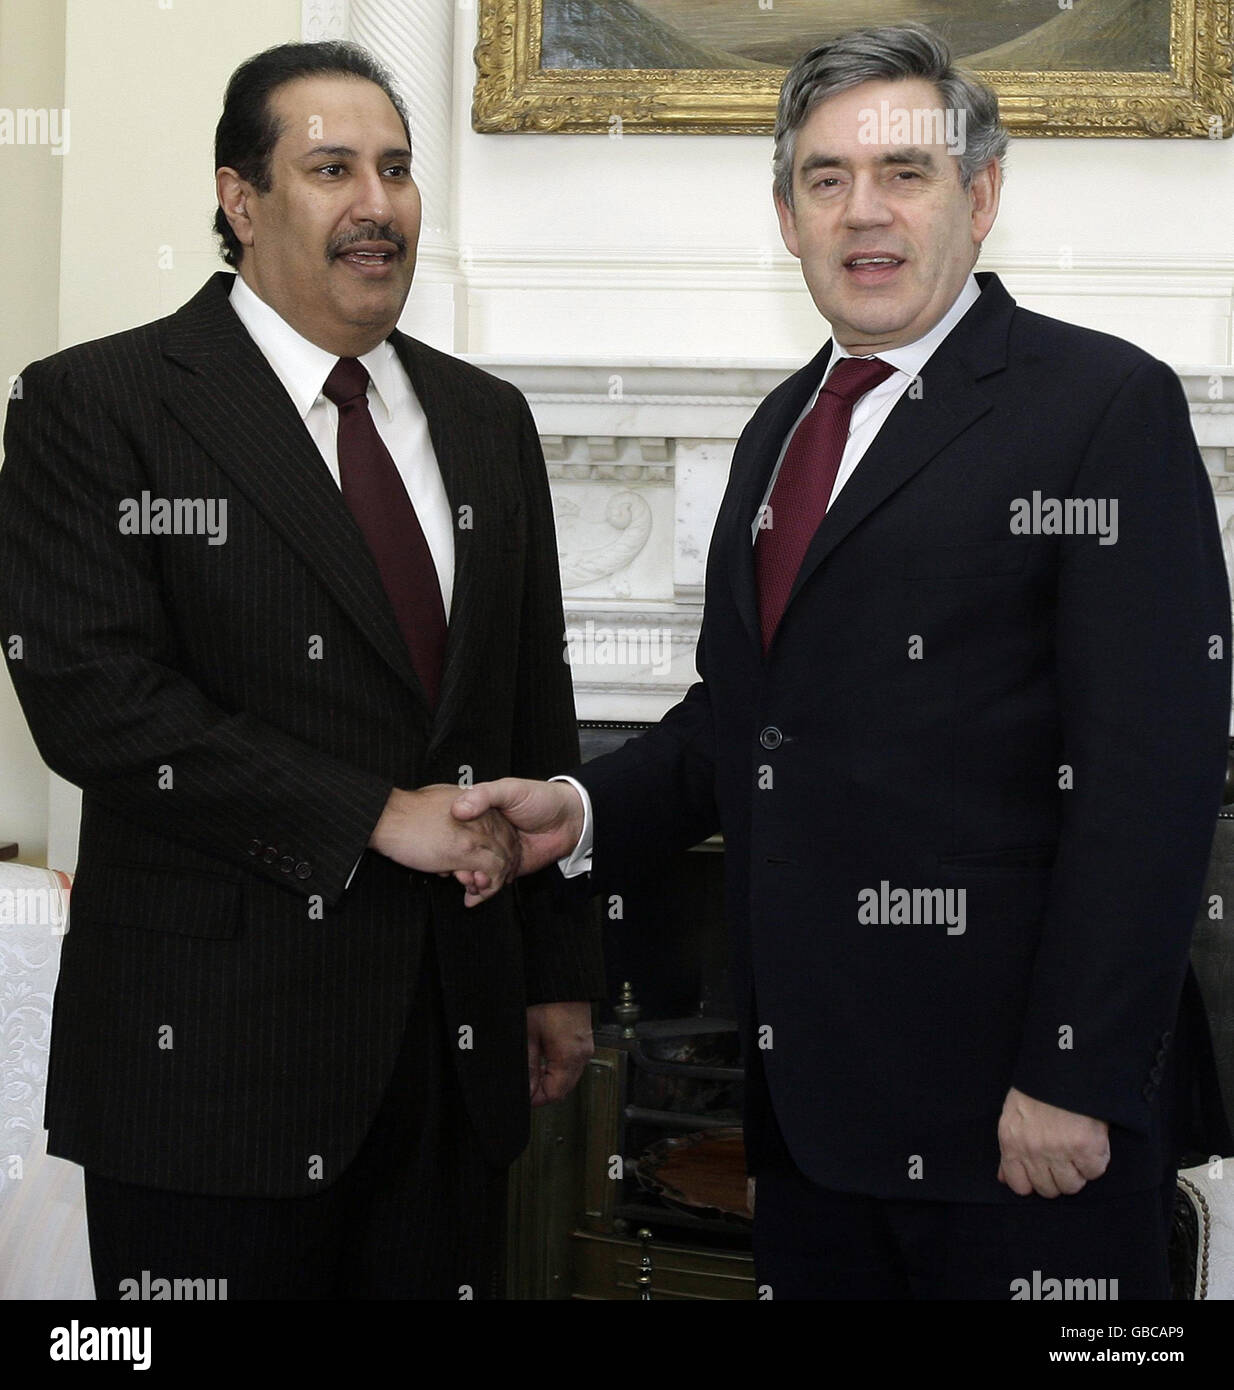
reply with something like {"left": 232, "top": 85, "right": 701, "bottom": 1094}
{"left": 328, "top": 231, "right": 408, "bottom": 259}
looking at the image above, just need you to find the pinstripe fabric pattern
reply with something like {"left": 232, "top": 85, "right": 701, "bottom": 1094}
{"left": 83, "top": 933, "right": 509, "bottom": 1299}
{"left": 0, "top": 272, "right": 604, "bottom": 1198}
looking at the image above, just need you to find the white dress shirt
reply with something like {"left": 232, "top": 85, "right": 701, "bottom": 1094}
{"left": 228, "top": 273, "right": 455, "bottom": 616}
{"left": 557, "top": 274, "right": 983, "bottom": 877}
{"left": 228, "top": 275, "right": 455, "bottom": 888}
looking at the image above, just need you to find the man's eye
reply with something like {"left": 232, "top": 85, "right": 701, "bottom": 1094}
{"left": 894, "top": 170, "right": 921, "bottom": 180}
{"left": 383, "top": 164, "right": 411, "bottom": 178}
{"left": 318, "top": 164, "right": 345, "bottom": 177}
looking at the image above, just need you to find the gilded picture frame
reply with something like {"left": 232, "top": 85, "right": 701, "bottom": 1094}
{"left": 472, "top": 0, "right": 1234, "bottom": 137}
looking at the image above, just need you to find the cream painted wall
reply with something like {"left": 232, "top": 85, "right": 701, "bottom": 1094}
{"left": 58, "top": 0, "right": 301, "bottom": 348}
{"left": 449, "top": 17, "right": 1234, "bottom": 366}
{"left": 0, "top": 0, "right": 66, "bottom": 864}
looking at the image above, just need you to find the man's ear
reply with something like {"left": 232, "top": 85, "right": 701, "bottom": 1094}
{"left": 216, "top": 168, "right": 256, "bottom": 252}
{"left": 774, "top": 191, "right": 801, "bottom": 260}
{"left": 968, "top": 158, "right": 1001, "bottom": 249}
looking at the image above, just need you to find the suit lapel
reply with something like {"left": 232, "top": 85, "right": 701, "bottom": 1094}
{"left": 751, "top": 273, "right": 1015, "bottom": 653}
{"left": 727, "top": 341, "right": 835, "bottom": 653}
{"left": 784, "top": 350, "right": 994, "bottom": 609}
{"left": 159, "top": 273, "right": 429, "bottom": 711}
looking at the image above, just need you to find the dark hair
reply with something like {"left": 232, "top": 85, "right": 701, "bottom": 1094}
{"left": 213, "top": 40, "right": 412, "bottom": 267}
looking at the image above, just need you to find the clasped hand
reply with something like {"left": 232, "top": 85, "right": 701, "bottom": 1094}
{"left": 368, "top": 778, "right": 583, "bottom": 906}
{"left": 367, "top": 783, "right": 521, "bottom": 891}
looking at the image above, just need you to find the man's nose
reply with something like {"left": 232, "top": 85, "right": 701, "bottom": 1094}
{"left": 350, "top": 167, "right": 393, "bottom": 229}
{"left": 844, "top": 173, "right": 894, "bottom": 226}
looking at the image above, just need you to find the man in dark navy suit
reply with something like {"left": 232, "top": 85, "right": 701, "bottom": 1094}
{"left": 454, "top": 25, "right": 1231, "bottom": 1298}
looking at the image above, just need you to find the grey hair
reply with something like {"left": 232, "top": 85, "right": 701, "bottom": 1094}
{"left": 772, "top": 23, "right": 1008, "bottom": 207}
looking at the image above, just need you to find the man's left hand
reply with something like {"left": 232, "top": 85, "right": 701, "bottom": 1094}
{"left": 526, "top": 1001, "right": 594, "bottom": 1107}
{"left": 997, "top": 1085, "right": 1110, "bottom": 1197}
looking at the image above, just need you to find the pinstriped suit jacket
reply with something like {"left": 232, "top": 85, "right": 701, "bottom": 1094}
{"left": 0, "top": 271, "right": 603, "bottom": 1197}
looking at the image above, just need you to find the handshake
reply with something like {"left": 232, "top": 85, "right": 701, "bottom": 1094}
{"left": 367, "top": 779, "right": 585, "bottom": 906}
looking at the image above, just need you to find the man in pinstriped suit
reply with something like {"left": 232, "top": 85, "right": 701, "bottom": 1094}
{"left": 0, "top": 41, "right": 601, "bottom": 1299}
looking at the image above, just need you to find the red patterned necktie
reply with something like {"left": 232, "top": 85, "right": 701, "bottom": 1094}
{"left": 755, "top": 355, "right": 896, "bottom": 653}
{"left": 323, "top": 357, "right": 447, "bottom": 706}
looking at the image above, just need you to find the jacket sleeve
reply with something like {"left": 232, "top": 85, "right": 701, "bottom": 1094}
{"left": 503, "top": 388, "right": 606, "bottom": 1004}
{"left": 1011, "top": 357, "right": 1231, "bottom": 1133}
{"left": 0, "top": 355, "right": 392, "bottom": 904}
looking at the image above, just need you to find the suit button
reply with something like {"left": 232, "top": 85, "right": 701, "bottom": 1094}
{"left": 1149, "top": 1064, "right": 1164, "bottom": 1084}
{"left": 278, "top": 856, "right": 295, "bottom": 874}
{"left": 261, "top": 846, "right": 278, "bottom": 864}
{"left": 759, "top": 726, "right": 783, "bottom": 750}
{"left": 294, "top": 861, "right": 312, "bottom": 880}
{"left": 1142, "top": 1083, "right": 1155, "bottom": 1099}
{"left": 1161, "top": 1031, "right": 1173, "bottom": 1046}
{"left": 247, "top": 839, "right": 262, "bottom": 856}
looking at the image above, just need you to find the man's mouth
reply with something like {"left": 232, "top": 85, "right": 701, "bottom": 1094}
{"left": 843, "top": 253, "right": 905, "bottom": 284}
{"left": 331, "top": 239, "right": 404, "bottom": 275}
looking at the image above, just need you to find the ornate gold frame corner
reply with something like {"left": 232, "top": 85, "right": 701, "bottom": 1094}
{"left": 473, "top": 0, "right": 1234, "bottom": 137}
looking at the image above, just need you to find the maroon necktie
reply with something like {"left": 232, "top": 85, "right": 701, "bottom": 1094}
{"left": 755, "top": 355, "right": 895, "bottom": 653}
{"left": 324, "top": 357, "right": 446, "bottom": 706}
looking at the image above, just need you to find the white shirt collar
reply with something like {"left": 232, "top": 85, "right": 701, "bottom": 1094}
{"left": 228, "top": 272, "right": 399, "bottom": 421}
{"left": 828, "top": 273, "right": 982, "bottom": 379}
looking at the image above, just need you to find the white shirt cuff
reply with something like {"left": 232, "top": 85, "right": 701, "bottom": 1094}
{"left": 550, "top": 775, "right": 593, "bottom": 877}
{"left": 344, "top": 851, "right": 363, "bottom": 891}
